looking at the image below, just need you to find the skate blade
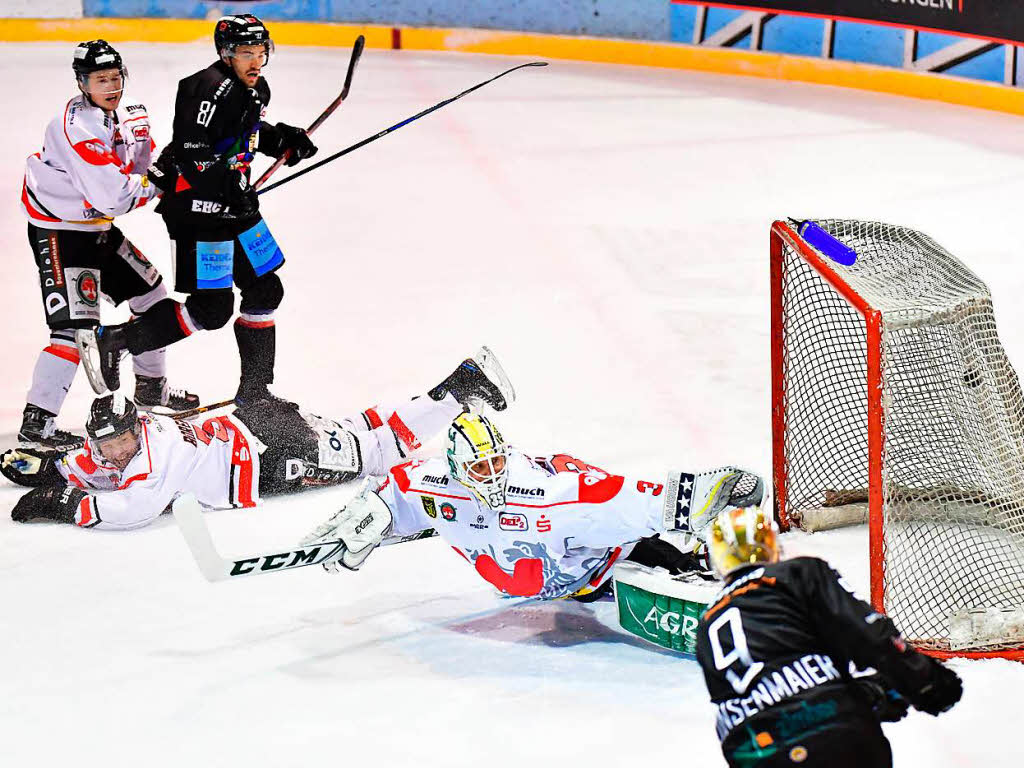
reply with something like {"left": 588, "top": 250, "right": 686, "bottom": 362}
{"left": 474, "top": 345, "right": 516, "bottom": 410}
{"left": 75, "top": 329, "right": 109, "bottom": 395}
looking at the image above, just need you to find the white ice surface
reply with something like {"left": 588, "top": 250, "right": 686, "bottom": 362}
{"left": 2, "top": 43, "right": 1024, "bottom": 767}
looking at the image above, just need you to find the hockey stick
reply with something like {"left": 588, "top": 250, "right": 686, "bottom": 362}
{"left": 170, "top": 398, "right": 237, "bottom": 422}
{"left": 172, "top": 494, "right": 437, "bottom": 582}
{"left": 258, "top": 61, "right": 548, "bottom": 196}
{"left": 253, "top": 35, "right": 365, "bottom": 190}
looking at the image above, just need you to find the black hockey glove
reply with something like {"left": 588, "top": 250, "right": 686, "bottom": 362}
{"left": 224, "top": 168, "right": 258, "bottom": 217}
{"left": 12, "top": 486, "right": 86, "bottom": 524}
{"left": 1, "top": 448, "right": 65, "bottom": 488}
{"left": 908, "top": 658, "right": 963, "bottom": 716}
{"left": 626, "top": 534, "right": 710, "bottom": 575}
{"left": 854, "top": 675, "right": 910, "bottom": 723}
{"left": 275, "top": 123, "right": 317, "bottom": 166}
{"left": 146, "top": 152, "right": 180, "bottom": 196}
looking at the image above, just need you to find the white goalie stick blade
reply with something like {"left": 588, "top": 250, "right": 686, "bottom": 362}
{"left": 475, "top": 345, "right": 516, "bottom": 408}
{"left": 74, "top": 329, "right": 109, "bottom": 395}
{"left": 172, "top": 494, "right": 438, "bottom": 583}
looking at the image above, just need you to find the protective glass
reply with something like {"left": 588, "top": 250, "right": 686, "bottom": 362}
{"left": 79, "top": 68, "right": 127, "bottom": 97}
{"left": 91, "top": 424, "right": 141, "bottom": 467}
{"left": 224, "top": 41, "right": 274, "bottom": 66}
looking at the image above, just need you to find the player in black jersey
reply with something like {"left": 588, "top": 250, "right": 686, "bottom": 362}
{"left": 77, "top": 15, "right": 317, "bottom": 407}
{"left": 695, "top": 507, "right": 962, "bottom": 768}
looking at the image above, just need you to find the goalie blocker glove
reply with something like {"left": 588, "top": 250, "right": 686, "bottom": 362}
{"left": 12, "top": 485, "right": 86, "bottom": 524}
{"left": 302, "top": 482, "right": 393, "bottom": 571}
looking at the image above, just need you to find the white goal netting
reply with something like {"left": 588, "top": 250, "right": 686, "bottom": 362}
{"left": 776, "top": 219, "right": 1024, "bottom": 653}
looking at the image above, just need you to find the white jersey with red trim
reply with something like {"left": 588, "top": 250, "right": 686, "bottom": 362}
{"left": 22, "top": 95, "right": 158, "bottom": 231}
{"left": 56, "top": 413, "right": 259, "bottom": 531}
{"left": 380, "top": 450, "right": 667, "bottom": 599}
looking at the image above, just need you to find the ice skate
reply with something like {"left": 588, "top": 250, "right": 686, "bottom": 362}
{"left": 428, "top": 346, "right": 516, "bottom": 412}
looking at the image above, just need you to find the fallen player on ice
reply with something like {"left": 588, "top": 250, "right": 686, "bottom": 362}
{"left": 1, "top": 348, "right": 512, "bottom": 529}
{"left": 301, "top": 411, "right": 766, "bottom": 600}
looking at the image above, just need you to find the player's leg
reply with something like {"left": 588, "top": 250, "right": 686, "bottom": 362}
{"left": 98, "top": 228, "right": 200, "bottom": 412}
{"left": 232, "top": 218, "right": 286, "bottom": 406}
{"left": 76, "top": 236, "right": 234, "bottom": 392}
{"left": 20, "top": 225, "right": 101, "bottom": 448}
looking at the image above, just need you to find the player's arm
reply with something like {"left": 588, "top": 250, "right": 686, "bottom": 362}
{"left": 62, "top": 113, "right": 157, "bottom": 216}
{"left": 11, "top": 473, "right": 175, "bottom": 531}
{"left": 558, "top": 471, "right": 667, "bottom": 550}
{"left": 804, "top": 558, "right": 963, "bottom": 716}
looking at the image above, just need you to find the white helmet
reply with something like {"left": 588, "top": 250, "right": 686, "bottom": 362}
{"left": 447, "top": 413, "right": 508, "bottom": 510}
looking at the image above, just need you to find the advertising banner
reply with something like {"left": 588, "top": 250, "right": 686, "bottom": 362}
{"left": 674, "top": 1, "right": 1024, "bottom": 46}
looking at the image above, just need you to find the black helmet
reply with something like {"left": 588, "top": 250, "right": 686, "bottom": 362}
{"left": 86, "top": 394, "right": 139, "bottom": 443}
{"left": 214, "top": 15, "right": 274, "bottom": 62}
{"left": 72, "top": 39, "right": 125, "bottom": 81}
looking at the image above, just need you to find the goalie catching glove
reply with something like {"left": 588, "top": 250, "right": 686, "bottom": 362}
{"left": 1, "top": 448, "right": 65, "bottom": 488}
{"left": 663, "top": 466, "right": 765, "bottom": 541}
{"left": 301, "top": 481, "right": 393, "bottom": 572}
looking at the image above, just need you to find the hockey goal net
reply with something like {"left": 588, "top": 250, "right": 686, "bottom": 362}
{"left": 771, "top": 218, "right": 1024, "bottom": 659}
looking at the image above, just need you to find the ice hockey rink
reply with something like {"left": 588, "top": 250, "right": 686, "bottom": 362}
{"left": 3, "top": 41, "right": 1024, "bottom": 766}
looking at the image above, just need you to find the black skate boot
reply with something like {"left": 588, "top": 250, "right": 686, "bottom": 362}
{"left": 17, "top": 404, "right": 85, "bottom": 450}
{"left": 233, "top": 381, "right": 298, "bottom": 410}
{"left": 428, "top": 346, "right": 516, "bottom": 412}
{"left": 97, "top": 325, "right": 128, "bottom": 392}
{"left": 134, "top": 375, "right": 200, "bottom": 414}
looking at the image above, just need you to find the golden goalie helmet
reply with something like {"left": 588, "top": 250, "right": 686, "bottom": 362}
{"left": 708, "top": 505, "right": 780, "bottom": 579}
{"left": 447, "top": 413, "right": 508, "bottom": 510}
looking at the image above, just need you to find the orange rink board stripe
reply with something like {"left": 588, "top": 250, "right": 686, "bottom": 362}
{"left": 4, "top": 18, "right": 1024, "bottom": 116}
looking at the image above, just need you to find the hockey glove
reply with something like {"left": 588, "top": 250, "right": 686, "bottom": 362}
{"left": 908, "top": 658, "right": 963, "bottom": 716}
{"left": 224, "top": 168, "right": 258, "bottom": 217}
{"left": 302, "top": 482, "right": 393, "bottom": 572}
{"left": 275, "top": 123, "right": 317, "bottom": 166}
{"left": 12, "top": 486, "right": 86, "bottom": 524}
{"left": 1, "top": 448, "right": 65, "bottom": 488}
{"left": 664, "top": 467, "right": 765, "bottom": 541}
{"left": 146, "top": 152, "right": 180, "bottom": 196}
{"left": 854, "top": 675, "right": 910, "bottom": 723}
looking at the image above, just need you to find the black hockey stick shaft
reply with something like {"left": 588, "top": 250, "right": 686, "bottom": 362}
{"left": 254, "top": 35, "right": 365, "bottom": 189}
{"left": 258, "top": 61, "right": 548, "bottom": 195}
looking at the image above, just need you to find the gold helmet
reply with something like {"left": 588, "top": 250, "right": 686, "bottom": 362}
{"left": 708, "top": 505, "right": 780, "bottom": 579}
{"left": 447, "top": 412, "right": 508, "bottom": 510}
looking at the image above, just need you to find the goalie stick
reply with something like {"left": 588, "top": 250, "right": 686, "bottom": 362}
{"left": 253, "top": 34, "right": 365, "bottom": 189}
{"left": 172, "top": 494, "right": 437, "bottom": 582}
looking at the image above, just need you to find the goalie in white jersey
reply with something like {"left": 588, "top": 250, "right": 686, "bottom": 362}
{"left": 2, "top": 350, "right": 513, "bottom": 531}
{"left": 19, "top": 40, "right": 196, "bottom": 448}
{"left": 304, "top": 413, "right": 765, "bottom": 598}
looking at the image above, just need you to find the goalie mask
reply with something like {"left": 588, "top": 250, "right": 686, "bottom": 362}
{"left": 85, "top": 394, "right": 141, "bottom": 471}
{"left": 447, "top": 413, "right": 508, "bottom": 510}
{"left": 708, "top": 505, "right": 780, "bottom": 579}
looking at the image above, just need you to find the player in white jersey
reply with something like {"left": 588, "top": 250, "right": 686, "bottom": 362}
{"left": 2, "top": 350, "right": 513, "bottom": 531}
{"left": 303, "top": 413, "right": 765, "bottom": 597}
{"left": 19, "top": 40, "right": 196, "bottom": 448}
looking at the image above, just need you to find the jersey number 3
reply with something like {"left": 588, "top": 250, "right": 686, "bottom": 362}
{"left": 707, "top": 606, "right": 764, "bottom": 695}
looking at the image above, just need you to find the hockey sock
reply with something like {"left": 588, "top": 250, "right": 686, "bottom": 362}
{"left": 26, "top": 332, "right": 79, "bottom": 415}
{"left": 127, "top": 288, "right": 170, "bottom": 378}
{"left": 124, "top": 298, "right": 195, "bottom": 354}
{"left": 234, "top": 313, "right": 276, "bottom": 388}
{"left": 356, "top": 392, "right": 463, "bottom": 474}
